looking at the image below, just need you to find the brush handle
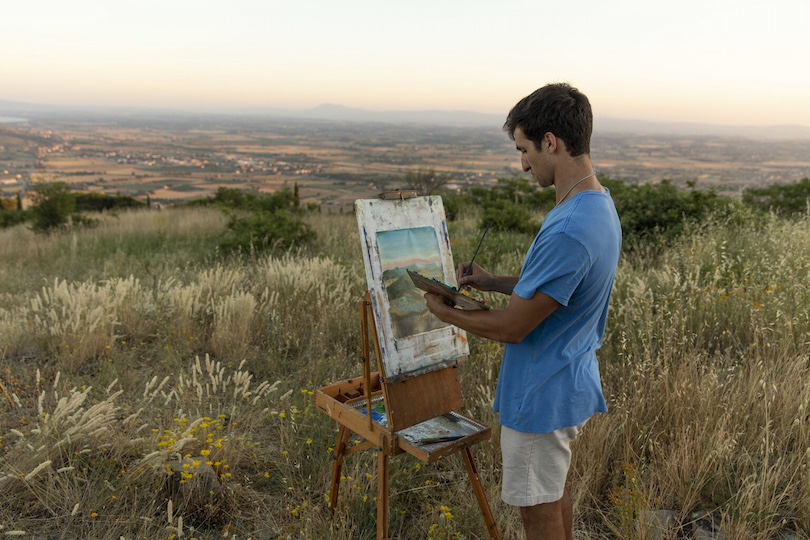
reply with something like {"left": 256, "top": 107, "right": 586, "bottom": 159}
{"left": 462, "top": 225, "right": 491, "bottom": 279}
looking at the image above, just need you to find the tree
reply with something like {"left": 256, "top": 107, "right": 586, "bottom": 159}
{"left": 29, "top": 182, "right": 76, "bottom": 232}
{"left": 405, "top": 169, "right": 449, "bottom": 195}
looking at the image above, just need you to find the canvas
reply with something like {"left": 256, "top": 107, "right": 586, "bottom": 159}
{"left": 355, "top": 196, "right": 469, "bottom": 381}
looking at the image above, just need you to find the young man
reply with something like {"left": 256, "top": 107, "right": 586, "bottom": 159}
{"left": 423, "top": 83, "right": 621, "bottom": 540}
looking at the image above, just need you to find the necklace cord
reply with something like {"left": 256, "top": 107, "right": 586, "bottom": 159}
{"left": 557, "top": 171, "right": 596, "bottom": 206}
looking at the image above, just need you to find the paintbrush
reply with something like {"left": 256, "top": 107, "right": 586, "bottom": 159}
{"left": 459, "top": 224, "right": 490, "bottom": 290}
{"left": 418, "top": 435, "right": 464, "bottom": 444}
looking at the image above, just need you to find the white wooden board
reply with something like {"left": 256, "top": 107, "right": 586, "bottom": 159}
{"left": 355, "top": 196, "right": 469, "bottom": 381}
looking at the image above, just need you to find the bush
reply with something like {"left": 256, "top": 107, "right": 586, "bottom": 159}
{"left": 29, "top": 182, "right": 76, "bottom": 232}
{"left": 480, "top": 200, "right": 538, "bottom": 234}
{"left": 742, "top": 177, "right": 810, "bottom": 216}
{"left": 603, "top": 179, "right": 734, "bottom": 248}
{"left": 70, "top": 213, "right": 100, "bottom": 228}
{"left": 0, "top": 207, "right": 28, "bottom": 229}
{"left": 219, "top": 209, "right": 316, "bottom": 254}
{"left": 193, "top": 187, "right": 298, "bottom": 214}
{"left": 74, "top": 192, "right": 146, "bottom": 212}
{"left": 443, "top": 177, "right": 553, "bottom": 232}
{"left": 469, "top": 177, "right": 555, "bottom": 213}
{"left": 445, "top": 176, "right": 737, "bottom": 248}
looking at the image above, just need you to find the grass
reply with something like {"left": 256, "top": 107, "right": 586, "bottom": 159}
{"left": 0, "top": 205, "right": 808, "bottom": 539}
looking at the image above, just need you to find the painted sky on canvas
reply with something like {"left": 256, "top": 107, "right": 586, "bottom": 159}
{"left": 377, "top": 228, "right": 441, "bottom": 272}
{"left": 2, "top": 0, "right": 808, "bottom": 126}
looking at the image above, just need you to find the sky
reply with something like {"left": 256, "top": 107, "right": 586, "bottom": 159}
{"left": 2, "top": 0, "right": 809, "bottom": 127}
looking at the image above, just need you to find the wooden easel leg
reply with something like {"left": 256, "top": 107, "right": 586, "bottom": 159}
{"left": 461, "top": 447, "right": 500, "bottom": 539}
{"left": 329, "top": 426, "right": 352, "bottom": 515}
{"left": 376, "top": 440, "right": 390, "bottom": 539}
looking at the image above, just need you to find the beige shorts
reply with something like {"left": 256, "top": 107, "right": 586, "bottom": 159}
{"left": 500, "top": 421, "right": 587, "bottom": 507}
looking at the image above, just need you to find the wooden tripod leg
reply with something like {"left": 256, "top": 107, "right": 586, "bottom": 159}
{"left": 376, "top": 438, "right": 390, "bottom": 539}
{"left": 461, "top": 447, "right": 500, "bottom": 540}
{"left": 329, "top": 426, "right": 352, "bottom": 515}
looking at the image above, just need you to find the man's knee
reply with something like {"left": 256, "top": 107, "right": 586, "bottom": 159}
{"left": 519, "top": 499, "right": 563, "bottom": 527}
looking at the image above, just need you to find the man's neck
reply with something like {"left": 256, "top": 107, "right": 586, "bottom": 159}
{"left": 554, "top": 158, "right": 599, "bottom": 205}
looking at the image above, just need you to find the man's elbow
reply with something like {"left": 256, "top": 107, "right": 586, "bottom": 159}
{"left": 498, "top": 328, "right": 528, "bottom": 345}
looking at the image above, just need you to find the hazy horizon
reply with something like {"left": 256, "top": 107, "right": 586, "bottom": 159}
{"left": 4, "top": 99, "right": 810, "bottom": 141}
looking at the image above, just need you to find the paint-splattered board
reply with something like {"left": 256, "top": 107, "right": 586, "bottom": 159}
{"left": 355, "top": 196, "right": 469, "bottom": 382}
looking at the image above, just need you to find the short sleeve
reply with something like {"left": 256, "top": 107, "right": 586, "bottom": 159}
{"left": 513, "top": 232, "right": 590, "bottom": 306}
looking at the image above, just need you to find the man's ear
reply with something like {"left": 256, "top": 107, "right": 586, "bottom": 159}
{"left": 544, "top": 133, "right": 558, "bottom": 153}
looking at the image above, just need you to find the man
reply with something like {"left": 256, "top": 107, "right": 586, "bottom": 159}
{"left": 424, "top": 83, "right": 621, "bottom": 540}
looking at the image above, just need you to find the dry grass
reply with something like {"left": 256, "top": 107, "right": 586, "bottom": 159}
{"left": 0, "top": 206, "right": 808, "bottom": 538}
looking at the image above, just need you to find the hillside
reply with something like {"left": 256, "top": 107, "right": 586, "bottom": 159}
{"left": 0, "top": 206, "right": 808, "bottom": 538}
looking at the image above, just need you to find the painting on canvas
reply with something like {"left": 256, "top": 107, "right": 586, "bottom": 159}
{"left": 356, "top": 196, "right": 469, "bottom": 381}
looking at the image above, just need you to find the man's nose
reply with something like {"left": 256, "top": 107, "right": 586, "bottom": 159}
{"left": 521, "top": 157, "right": 530, "bottom": 172}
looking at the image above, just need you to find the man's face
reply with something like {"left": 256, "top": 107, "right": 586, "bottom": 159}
{"left": 514, "top": 128, "right": 552, "bottom": 187}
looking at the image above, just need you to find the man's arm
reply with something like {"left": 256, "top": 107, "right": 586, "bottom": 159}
{"left": 424, "top": 290, "right": 560, "bottom": 344}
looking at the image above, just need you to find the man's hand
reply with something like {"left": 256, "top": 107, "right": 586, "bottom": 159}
{"left": 424, "top": 292, "right": 454, "bottom": 319}
{"left": 456, "top": 263, "right": 518, "bottom": 295}
{"left": 456, "top": 262, "right": 494, "bottom": 291}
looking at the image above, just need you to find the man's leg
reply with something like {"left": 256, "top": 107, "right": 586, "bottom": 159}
{"left": 518, "top": 488, "right": 572, "bottom": 540}
{"left": 561, "top": 488, "right": 572, "bottom": 540}
{"left": 501, "top": 424, "right": 585, "bottom": 540}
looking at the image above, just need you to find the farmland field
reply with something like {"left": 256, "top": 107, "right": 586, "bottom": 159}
{"left": 3, "top": 115, "right": 810, "bottom": 213}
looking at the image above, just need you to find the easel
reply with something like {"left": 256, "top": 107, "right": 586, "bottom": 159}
{"left": 315, "top": 294, "right": 500, "bottom": 539}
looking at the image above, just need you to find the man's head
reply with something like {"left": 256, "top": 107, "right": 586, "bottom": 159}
{"left": 504, "top": 83, "right": 593, "bottom": 157}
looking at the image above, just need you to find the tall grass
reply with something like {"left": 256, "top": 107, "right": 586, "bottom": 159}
{"left": 0, "top": 205, "right": 808, "bottom": 538}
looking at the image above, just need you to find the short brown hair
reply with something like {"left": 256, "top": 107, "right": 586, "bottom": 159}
{"left": 504, "top": 83, "right": 593, "bottom": 157}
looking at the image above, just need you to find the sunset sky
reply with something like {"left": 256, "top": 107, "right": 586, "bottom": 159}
{"left": 2, "top": 0, "right": 808, "bottom": 127}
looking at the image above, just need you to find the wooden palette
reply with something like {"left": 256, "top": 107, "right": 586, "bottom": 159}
{"left": 407, "top": 270, "right": 489, "bottom": 311}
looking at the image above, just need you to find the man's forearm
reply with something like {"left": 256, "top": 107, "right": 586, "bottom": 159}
{"left": 434, "top": 304, "right": 521, "bottom": 343}
{"left": 490, "top": 275, "right": 519, "bottom": 295}
{"left": 426, "top": 290, "right": 560, "bottom": 345}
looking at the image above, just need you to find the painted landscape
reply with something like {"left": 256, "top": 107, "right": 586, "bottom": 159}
{"left": 378, "top": 226, "right": 447, "bottom": 339}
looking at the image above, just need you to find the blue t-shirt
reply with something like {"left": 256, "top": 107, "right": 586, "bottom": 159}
{"left": 492, "top": 189, "right": 621, "bottom": 433}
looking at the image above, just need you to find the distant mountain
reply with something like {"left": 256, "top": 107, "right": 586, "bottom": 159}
{"left": 289, "top": 103, "right": 503, "bottom": 127}
{"left": 2, "top": 98, "right": 810, "bottom": 139}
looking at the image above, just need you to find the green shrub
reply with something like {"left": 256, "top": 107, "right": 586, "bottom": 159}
{"left": 70, "top": 213, "right": 101, "bottom": 228}
{"left": 219, "top": 209, "right": 316, "bottom": 254}
{"left": 0, "top": 207, "right": 28, "bottom": 229}
{"left": 469, "top": 177, "right": 555, "bottom": 212}
{"left": 440, "top": 191, "right": 474, "bottom": 222}
{"left": 194, "top": 187, "right": 299, "bottom": 214}
{"left": 74, "top": 192, "right": 146, "bottom": 212}
{"left": 443, "top": 177, "right": 552, "bottom": 232}
{"left": 256, "top": 189, "right": 296, "bottom": 213}
{"left": 29, "top": 182, "right": 76, "bottom": 232}
{"left": 446, "top": 176, "right": 737, "bottom": 248}
{"left": 603, "top": 179, "right": 734, "bottom": 248}
{"left": 742, "top": 177, "right": 810, "bottom": 216}
{"left": 480, "top": 200, "right": 538, "bottom": 234}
